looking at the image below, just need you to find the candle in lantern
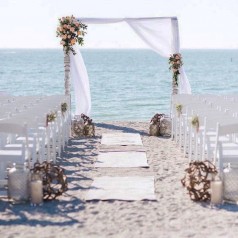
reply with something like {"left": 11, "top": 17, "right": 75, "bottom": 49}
{"left": 211, "top": 176, "right": 223, "bottom": 205}
{"left": 30, "top": 180, "right": 43, "bottom": 206}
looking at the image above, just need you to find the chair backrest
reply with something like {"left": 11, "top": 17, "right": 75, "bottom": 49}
{"left": 0, "top": 122, "right": 27, "bottom": 135}
{"left": 218, "top": 122, "right": 238, "bottom": 136}
{"left": 213, "top": 121, "right": 238, "bottom": 165}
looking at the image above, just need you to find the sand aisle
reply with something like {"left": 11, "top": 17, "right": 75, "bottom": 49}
{"left": 1, "top": 121, "right": 238, "bottom": 238}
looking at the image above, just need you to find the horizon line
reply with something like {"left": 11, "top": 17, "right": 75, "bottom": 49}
{"left": 0, "top": 47, "right": 238, "bottom": 50}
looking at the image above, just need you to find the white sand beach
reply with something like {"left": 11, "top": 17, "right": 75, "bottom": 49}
{"left": 1, "top": 121, "right": 238, "bottom": 238}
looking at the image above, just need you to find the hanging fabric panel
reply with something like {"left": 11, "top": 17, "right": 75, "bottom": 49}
{"left": 70, "top": 46, "right": 91, "bottom": 116}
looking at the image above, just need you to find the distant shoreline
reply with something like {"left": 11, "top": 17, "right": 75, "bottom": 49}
{"left": 0, "top": 48, "right": 238, "bottom": 51}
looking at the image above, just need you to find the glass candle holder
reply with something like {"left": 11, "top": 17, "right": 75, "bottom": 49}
{"left": 8, "top": 163, "right": 30, "bottom": 204}
{"left": 223, "top": 165, "right": 238, "bottom": 203}
{"left": 210, "top": 175, "right": 223, "bottom": 206}
{"left": 30, "top": 172, "right": 43, "bottom": 206}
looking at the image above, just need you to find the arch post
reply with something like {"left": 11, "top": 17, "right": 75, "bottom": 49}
{"left": 172, "top": 78, "right": 178, "bottom": 95}
{"left": 64, "top": 52, "right": 72, "bottom": 137}
{"left": 64, "top": 52, "right": 71, "bottom": 96}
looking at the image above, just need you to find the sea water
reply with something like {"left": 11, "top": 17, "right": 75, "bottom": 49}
{"left": 0, "top": 49, "right": 237, "bottom": 121}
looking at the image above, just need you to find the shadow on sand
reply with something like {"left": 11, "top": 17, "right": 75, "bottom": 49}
{"left": 0, "top": 136, "right": 100, "bottom": 227}
{"left": 96, "top": 122, "right": 148, "bottom": 136}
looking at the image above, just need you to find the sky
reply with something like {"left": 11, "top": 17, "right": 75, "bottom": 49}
{"left": 0, "top": 0, "right": 238, "bottom": 49}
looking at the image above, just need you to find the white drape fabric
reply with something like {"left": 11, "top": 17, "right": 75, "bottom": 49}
{"left": 126, "top": 18, "right": 173, "bottom": 57}
{"left": 171, "top": 18, "right": 191, "bottom": 94}
{"left": 70, "top": 17, "right": 191, "bottom": 115}
{"left": 70, "top": 46, "right": 91, "bottom": 116}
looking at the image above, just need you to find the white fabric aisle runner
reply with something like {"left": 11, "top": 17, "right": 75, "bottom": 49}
{"left": 101, "top": 133, "right": 143, "bottom": 146}
{"left": 95, "top": 152, "right": 149, "bottom": 168}
{"left": 85, "top": 176, "right": 156, "bottom": 201}
{"left": 99, "top": 145, "right": 146, "bottom": 153}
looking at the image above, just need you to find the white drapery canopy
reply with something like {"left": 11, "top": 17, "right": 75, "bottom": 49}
{"left": 70, "top": 17, "right": 192, "bottom": 116}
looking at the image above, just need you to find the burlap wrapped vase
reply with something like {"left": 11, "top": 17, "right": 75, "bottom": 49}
{"left": 71, "top": 119, "right": 84, "bottom": 137}
{"left": 149, "top": 123, "right": 160, "bottom": 136}
{"left": 84, "top": 123, "right": 95, "bottom": 137}
{"left": 159, "top": 116, "right": 171, "bottom": 137}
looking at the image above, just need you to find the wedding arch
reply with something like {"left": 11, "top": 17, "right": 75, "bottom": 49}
{"left": 60, "top": 17, "right": 192, "bottom": 116}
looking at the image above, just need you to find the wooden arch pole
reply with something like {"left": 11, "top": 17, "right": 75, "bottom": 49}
{"left": 64, "top": 51, "right": 72, "bottom": 138}
{"left": 64, "top": 52, "right": 71, "bottom": 96}
{"left": 172, "top": 78, "right": 178, "bottom": 95}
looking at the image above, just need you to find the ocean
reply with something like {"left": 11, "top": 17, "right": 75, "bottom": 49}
{"left": 0, "top": 49, "right": 237, "bottom": 121}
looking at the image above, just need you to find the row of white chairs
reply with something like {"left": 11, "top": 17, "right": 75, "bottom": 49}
{"left": 0, "top": 95, "right": 71, "bottom": 184}
{"left": 171, "top": 94, "right": 238, "bottom": 174}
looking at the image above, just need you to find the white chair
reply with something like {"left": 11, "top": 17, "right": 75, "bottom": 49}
{"left": 213, "top": 122, "right": 238, "bottom": 174}
{"left": 0, "top": 122, "right": 31, "bottom": 185}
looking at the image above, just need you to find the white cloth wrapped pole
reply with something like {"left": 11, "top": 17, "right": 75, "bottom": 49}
{"left": 70, "top": 46, "right": 91, "bottom": 116}
{"left": 171, "top": 18, "right": 191, "bottom": 94}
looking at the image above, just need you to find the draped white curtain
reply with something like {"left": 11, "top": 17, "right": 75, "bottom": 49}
{"left": 70, "top": 17, "right": 191, "bottom": 116}
{"left": 70, "top": 46, "right": 91, "bottom": 116}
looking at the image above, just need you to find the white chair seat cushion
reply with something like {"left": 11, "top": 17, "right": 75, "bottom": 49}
{"left": 5, "top": 144, "right": 34, "bottom": 150}
{"left": 214, "top": 145, "right": 238, "bottom": 163}
{"left": 209, "top": 136, "right": 230, "bottom": 142}
{"left": 0, "top": 150, "right": 22, "bottom": 156}
{"left": 208, "top": 142, "right": 237, "bottom": 149}
{"left": 0, "top": 149, "right": 31, "bottom": 160}
{"left": 16, "top": 137, "right": 48, "bottom": 145}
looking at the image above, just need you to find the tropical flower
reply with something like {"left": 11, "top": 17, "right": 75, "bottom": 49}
{"left": 169, "top": 53, "right": 183, "bottom": 86}
{"left": 56, "top": 15, "right": 87, "bottom": 55}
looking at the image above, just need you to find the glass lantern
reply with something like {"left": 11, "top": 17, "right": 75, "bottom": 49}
{"left": 223, "top": 164, "right": 238, "bottom": 203}
{"left": 8, "top": 163, "right": 30, "bottom": 204}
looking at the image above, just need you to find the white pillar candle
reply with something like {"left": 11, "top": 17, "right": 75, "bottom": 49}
{"left": 211, "top": 180, "right": 223, "bottom": 205}
{"left": 30, "top": 180, "right": 43, "bottom": 205}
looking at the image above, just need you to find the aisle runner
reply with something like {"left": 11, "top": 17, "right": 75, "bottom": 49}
{"left": 95, "top": 151, "right": 149, "bottom": 168}
{"left": 99, "top": 145, "right": 146, "bottom": 153}
{"left": 85, "top": 176, "right": 156, "bottom": 201}
{"left": 101, "top": 133, "right": 143, "bottom": 146}
{"left": 85, "top": 132, "right": 156, "bottom": 201}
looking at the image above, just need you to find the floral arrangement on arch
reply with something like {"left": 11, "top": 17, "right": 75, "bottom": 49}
{"left": 56, "top": 15, "right": 87, "bottom": 55}
{"left": 169, "top": 53, "right": 183, "bottom": 86}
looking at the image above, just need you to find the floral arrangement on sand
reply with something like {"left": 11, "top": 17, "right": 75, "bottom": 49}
{"left": 150, "top": 113, "right": 165, "bottom": 125}
{"left": 72, "top": 114, "right": 95, "bottom": 137}
{"left": 56, "top": 15, "right": 87, "bottom": 55}
{"left": 81, "top": 113, "right": 93, "bottom": 125}
{"left": 149, "top": 113, "right": 166, "bottom": 137}
{"left": 169, "top": 53, "right": 183, "bottom": 86}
